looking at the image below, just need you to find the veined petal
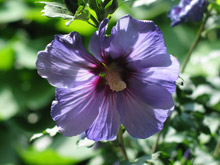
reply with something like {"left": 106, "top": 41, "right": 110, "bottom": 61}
{"left": 109, "top": 15, "right": 166, "bottom": 60}
{"left": 86, "top": 93, "right": 121, "bottom": 141}
{"left": 132, "top": 54, "right": 180, "bottom": 94}
{"left": 51, "top": 78, "right": 104, "bottom": 136}
{"left": 36, "top": 32, "right": 99, "bottom": 89}
{"left": 89, "top": 19, "right": 112, "bottom": 60}
{"left": 128, "top": 79, "right": 174, "bottom": 109}
{"left": 117, "top": 87, "right": 173, "bottom": 139}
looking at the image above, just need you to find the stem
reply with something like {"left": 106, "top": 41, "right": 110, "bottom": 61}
{"left": 181, "top": 13, "right": 209, "bottom": 73}
{"left": 151, "top": 131, "right": 161, "bottom": 154}
{"left": 117, "top": 127, "right": 128, "bottom": 161}
{"left": 214, "top": 137, "right": 220, "bottom": 158}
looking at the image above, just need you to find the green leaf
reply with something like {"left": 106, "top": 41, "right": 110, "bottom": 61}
{"left": 164, "top": 127, "right": 185, "bottom": 143}
{"left": 51, "top": 136, "right": 98, "bottom": 161}
{"left": 182, "top": 102, "right": 205, "bottom": 113}
{"left": 120, "top": 152, "right": 166, "bottom": 165}
{"left": 20, "top": 147, "right": 74, "bottom": 165}
{"left": 0, "top": 45, "right": 14, "bottom": 71}
{"left": 14, "top": 40, "right": 37, "bottom": 69}
{"left": 203, "top": 114, "right": 220, "bottom": 134}
{"left": 30, "top": 126, "right": 59, "bottom": 141}
{"left": 76, "top": 138, "right": 95, "bottom": 148}
{"left": 194, "top": 147, "right": 220, "bottom": 165}
{"left": 0, "top": 0, "right": 27, "bottom": 23}
{"left": 185, "top": 40, "right": 220, "bottom": 77}
{"left": 88, "top": 0, "right": 98, "bottom": 11}
{"left": 0, "top": 87, "right": 19, "bottom": 121}
{"left": 104, "top": 0, "right": 113, "bottom": 9}
{"left": 204, "top": 15, "right": 220, "bottom": 34}
{"left": 63, "top": 0, "right": 79, "bottom": 14}
{"left": 0, "top": 128, "right": 18, "bottom": 164}
{"left": 40, "top": 2, "right": 74, "bottom": 20}
{"left": 132, "top": 0, "right": 158, "bottom": 7}
{"left": 104, "top": 0, "right": 118, "bottom": 14}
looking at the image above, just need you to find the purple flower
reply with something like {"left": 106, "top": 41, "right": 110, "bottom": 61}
{"left": 168, "top": 0, "right": 207, "bottom": 27}
{"left": 36, "top": 15, "right": 180, "bottom": 141}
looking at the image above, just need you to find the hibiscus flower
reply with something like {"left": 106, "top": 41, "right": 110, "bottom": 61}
{"left": 36, "top": 15, "right": 180, "bottom": 141}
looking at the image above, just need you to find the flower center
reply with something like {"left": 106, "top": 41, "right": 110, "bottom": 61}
{"left": 105, "top": 71, "right": 127, "bottom": 92}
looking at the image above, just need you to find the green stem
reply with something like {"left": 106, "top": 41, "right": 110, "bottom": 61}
{"left": 181, "top": 13, "right": 209, "bottom": 73}
{"left": 214, "top": 137, "right": 220, "bottom": 158}
{"left": 117, "top": 127, "right": 128, "bottom": 161}
{"left": 151, "top": 131, "right": 161, "bottom": 154}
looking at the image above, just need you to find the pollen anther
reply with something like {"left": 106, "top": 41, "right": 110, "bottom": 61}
{"left": 105, "top": 71, "right": 127, "bottom": 92}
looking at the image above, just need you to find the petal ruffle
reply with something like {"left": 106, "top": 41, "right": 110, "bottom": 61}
{"left": 109, "top": 15, "right": 166, "bottom": 61}
{"left": 168, "top": 0, "right": 207, "bottom": 27}
{"left": 89, "top": 19, "right": 112, "bottom": 60}
{"left": 132, "top": 54, "right": 180, "bottom": 94}
{"left": 36, "top": 32, "right": 99, "bottom": 88}
{"left": 86, "top": 93, "right": 121, "bottom": 141}
{"left": 51, "top": 78, "right": 104, "bottom": 136}
{"left": 117, "top": 82, "right": 174, "bottom": 138}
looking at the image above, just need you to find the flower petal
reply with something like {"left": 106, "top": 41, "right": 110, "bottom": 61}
{"left": 168, "top": 0, "right": 207, "bottom": 27}
{"left": 51, "top": 78, "right": 104, "bottom": 136}
{"left": 86, "top": 93, "right": 121, "bottom": 141}
{"left": 109, "top": 15, "right": 166, "bottom": 60}
{"left": 117, "top": 84, "right": 173, "bottom": 138}
{"left": 36, "top": 32, "right": 99, "bottom": 88}
{"left": 132, "top": 54, "right": 180, "bottom": 94}
{"left": 128, "top": 79, "right": 174, "bottom": 109}
{"left": 89, "top": 19, "right": 112, "bottom": 60}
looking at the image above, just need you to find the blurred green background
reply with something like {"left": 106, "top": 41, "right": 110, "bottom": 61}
{"left": 0, "top": 0, "right": 220, "bottom": 164}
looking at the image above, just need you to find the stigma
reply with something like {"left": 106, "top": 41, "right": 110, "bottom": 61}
{"left": 105, "top": 71, "right": 127, "bottom": 92}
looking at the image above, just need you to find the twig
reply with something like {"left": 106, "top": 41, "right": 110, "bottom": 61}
{"left": 151, "top": 131, "right": 162, "bottom": 154}
{"left": 181, "top": 12, "right": 210, "bottom": 73}
{"left": 117, "top": 126, "right": 128, "bottom": 161}
{"left": 214, "top": 137, "right": 220, "bottom": 158}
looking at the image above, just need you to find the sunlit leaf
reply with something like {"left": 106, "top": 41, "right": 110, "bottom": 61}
{"left": 0, "top": 45, "right": 14, "bottom": 71}
{"left": 132, "top": 0, "right": 158, "bottom": 7}
{"left": 40, "top": 2, "right": 73, "bottom": 20}
{"left": 30, "top": 126, "right": 59, "bottom": 141}
{"left": 0, "top": 87, "right": 19, "bottom": 120}
{"left": 0, "top": 0, "right": 27, "bottom": 23}
{"left": 185, "top": 41, "right": 220, "bottom": 76}
{"left": 76, "top": 138, "right": 95, "bottom": 148}
{"left": 120, "top": 152, "right": 166, "bottom": 165}
{"left": 203, "top": 114, "right": 220, "bottom": 134}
